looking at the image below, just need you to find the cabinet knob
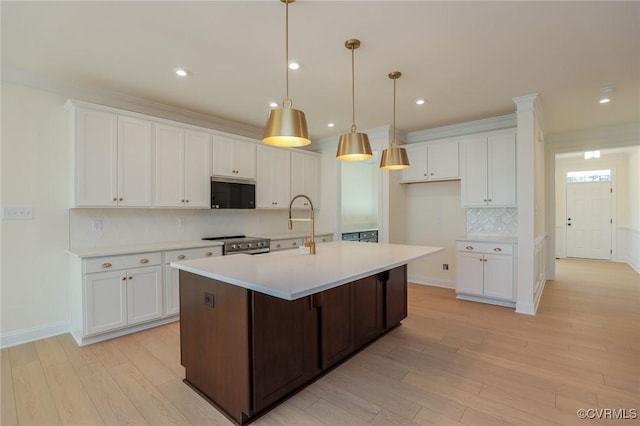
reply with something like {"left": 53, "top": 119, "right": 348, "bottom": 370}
{"left": 113, "top": 198, "right": 118, "bottom": 202}
{"left": 487, "top": 198, "right": 492, "bottom": 202}
{"left": 479, "top": 258, "right": 483, "bottom": 262}
{"left": 185, "top": 200, "right": 189, "bottom": 203}
{"left": 430, "top": 173, "right": 434, "bottom": 176}
{"left": 128, "top": 276, "right": 133, "bottom": 280}
{"left": 292, "top": 242, "right": 297, "bottom": 246}
{"left": 122, "top": 277, "right": 127, "bottom": 281}
{"left": 181, "top": 199, "right": 185, "bottom": 203}
{"left": 205, "top": 251, "right": 213, "bottom": 256}
{"left": 424, "top": 173, "right": 427, "bottom": 176}
{"left": 139, "top": 258, "right": 149, "bottom": 264}
{"left": 276, "top": 244, "right": 281, "bottom": 248}
{"left": 493, "top": 247, "right": 502, "bottom": 252}
{"left": 101, "top": 262, "right": 112, "bottom": 269}
{"left": 177, "top": 254, "right": 186, "bottom": 260}
{"left": 465, "top": 245, "right": 474, "bottom": 250}
{"left": 119, "top": 198, "right": 123, "bottom": 201}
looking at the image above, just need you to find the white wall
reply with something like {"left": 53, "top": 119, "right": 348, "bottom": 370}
{"left": 405, "top": 181, "right": 466, "bottom": 288}
{"left": 1, "top": 83, "right": 72, "bottom": 341}
{"left": 341, "top": 157, "right": 379, "bottom": 232}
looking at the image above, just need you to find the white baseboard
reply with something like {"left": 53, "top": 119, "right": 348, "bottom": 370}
{"left": 515, "top": 300, "right": 536, "bottom": 315}
{"left": 1, "top": 320, "right": 70, "bottom": 349}
{"left": 408, "top": 275, "right": 456, "bottom": 289}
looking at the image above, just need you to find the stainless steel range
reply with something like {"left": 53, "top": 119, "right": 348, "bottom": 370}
{"left": 201, "top": 235, "right": 270, "bottom": 255}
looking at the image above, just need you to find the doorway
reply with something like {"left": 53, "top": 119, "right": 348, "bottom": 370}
{"left": 565, "top": 177, "right": 612, "bottom": 260}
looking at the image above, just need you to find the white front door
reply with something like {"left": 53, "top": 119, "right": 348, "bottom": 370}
{"left": 566, "top": 181, "right": 612, "bottom": 260}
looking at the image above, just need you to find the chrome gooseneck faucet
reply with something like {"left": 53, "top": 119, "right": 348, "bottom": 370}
{"left": 288, "top": 194, "right": 316, "bottom": 254}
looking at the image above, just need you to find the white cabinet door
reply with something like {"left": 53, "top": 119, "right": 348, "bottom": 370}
{"left": 460, "top": 136, "right": 489, "bottom": 207}
{"left": 212, "top": 136, "right": 256, "bottom": 179}
{"left": 84, "top": 270, "right": 127, "bottom": 335}
{"left": 117, "top": 116, "right": 153, "bottom": 207}
{"left": 428, "top": 140, "right": 459, "bottom": 180}
{"left": 234, "top": 141, "right": 257, "bottom": 179}
{"left": 212, "top": 135, "right": 236, "bottom": 177}
{"left": 483, "top": 253, "right": 514, "bottom": 300}
{"left": 76, "top": 108, "right": 118, "bottom": 207}
{"left": 456, "top": 252, "right": 484, "bottom": 296}
{"left": 400, "top": 144, "right": 428, "bottom": 182}
{"left": 257, "top": 146, "right": 290, "bottom": 208}
{"left": 291, "top": 152, "right": 320, "bottom": 209}
{"left": 127, "top": 266, "right": 163, "bottom": 325}
{"left": 155, "top": 124, "right": 185, "bottom": 207}
{"left": 164, "top": 265, "right": 180, "bottom": 316}
{"left": 487, "top": 133, "right": 516, "bottom": 207}
{"left": 184, "top": 130, "right": 212, "bottom": 207}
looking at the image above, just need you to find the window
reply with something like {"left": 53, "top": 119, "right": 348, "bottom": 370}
{"left": 566, "top": 169, "right": 611, "bottom": 183}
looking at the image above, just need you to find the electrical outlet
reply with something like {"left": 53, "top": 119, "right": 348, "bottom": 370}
{"left": 443, "top": 264, "right": 449, "bottom": 270}
{"left": 91, "top": 220, "right": 102, "bottom": 232}
{"left": 2, "top": 206, "right": 34, "bottom": 220}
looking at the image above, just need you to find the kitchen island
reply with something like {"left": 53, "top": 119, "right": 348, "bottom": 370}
{"left": 171, "top": 241, "right": 443, "bottom": 424}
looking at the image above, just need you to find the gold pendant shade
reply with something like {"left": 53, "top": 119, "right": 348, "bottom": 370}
{"left": 380, "top": 71, "right": 410, "bottom": 170}
{"left": 263, "top": 104, "right": 310, "bottom": 147}
{"left": 262, "top": 0, "right": 310, "bottom": 148}
{"left": 336, "top": 38, "right": 373, "bottom": 161}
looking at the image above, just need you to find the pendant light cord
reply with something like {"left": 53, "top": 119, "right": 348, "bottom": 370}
{"left": 350, "top": 45, "right": 356, "bottom": 133}
{"left": 391, "top": 75, "right": 397, "bottom": 148}
{"left": 284, "top": 0, "right": 290, "bottom": 104}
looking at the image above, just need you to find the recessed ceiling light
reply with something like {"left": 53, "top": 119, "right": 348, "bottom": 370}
{"left": 416, "top": 99, "right": 425, "bottom": 105}
{"left": 269, "top": 102, "right": 278, "bottom": 108}
{"left": 175, "top": 68, "right": 189, "bottom": 77}
{"left": 328, "top": 123, "right": 335, "bottom": 128}
{"left": 288, "top": 62, "right": 300, "bottom": 70}
{"left": 599, "top": 86, "right": 616, "bottom": 104}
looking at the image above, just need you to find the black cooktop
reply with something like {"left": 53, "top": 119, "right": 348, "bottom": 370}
{"left": 201, "top": 235, "right": 246, "bottom": 241}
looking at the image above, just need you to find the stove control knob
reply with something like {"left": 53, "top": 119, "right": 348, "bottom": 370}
{"left": 231, "top": 244, "right": 238, "bottom": 250}
{"left": 247, "top": 243, "right": 253, "bottom": 248}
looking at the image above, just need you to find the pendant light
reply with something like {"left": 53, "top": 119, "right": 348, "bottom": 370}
{"left": 263, "top": 0, "right": 310, "bottom": 147}
{"left": 380, "top": 71, "right": 410, "bottom": 170}
{"left": 336, "top": 39, "right": 372, "bottom": 161}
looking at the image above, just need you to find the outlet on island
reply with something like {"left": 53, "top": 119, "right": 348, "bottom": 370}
{"left": 443, "top": 264, "right": 449, "bottom": 270}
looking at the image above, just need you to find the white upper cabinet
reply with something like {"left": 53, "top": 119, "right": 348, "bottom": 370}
{"left": 400, "top": 140, "right": 459, "bottom": 183}
{"left": 212, "top": 135, "right": 257, "bottom": 180}
{"left": 460, "top": 131, "right": 516, "bottom": 207}
{"left": 257, "top": 145, "right": 291, "bottom": 209}
{"left": 72, "top": 106, "right": 152, "bottom": 208}
{"left": 117, "top": 116, "right": 153, "bottom": 207}
{"left": 155, "top": 124, "right": 211, "bottom": 208}
{"left": 290, "top": 151, "right": 320, "bottom": 209}
{"left": 75, "top": 108, "right": 118, "bottom": 207}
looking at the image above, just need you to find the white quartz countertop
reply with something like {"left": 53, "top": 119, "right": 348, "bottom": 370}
{"left": 67, "top": 240, "right": 224, "bottom": 258}
{"left": 171, "top": 240, "right": 444, "bottom": 300}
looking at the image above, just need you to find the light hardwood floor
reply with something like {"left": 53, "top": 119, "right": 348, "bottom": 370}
{"left": 2, "top": 259, "right": 638, "bottom": 425}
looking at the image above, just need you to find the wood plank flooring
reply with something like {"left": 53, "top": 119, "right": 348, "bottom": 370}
{"left": 2, "top": 259, "right": 638, "bottom": 425}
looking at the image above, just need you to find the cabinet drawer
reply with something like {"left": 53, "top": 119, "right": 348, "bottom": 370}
{"left": 271, "top": 238, "right": 303, "bottom": 251}
{"left": 163, "top": 246, "right": 222, "bottom": 263}
{"left": 85, "top": 252, "right": 161, "bottom": 274}
{"left": 456, "top": 241, "right": 514, "bottom": 255}
{"left": 359, "top": 231, "right": 378, "bottom": 240}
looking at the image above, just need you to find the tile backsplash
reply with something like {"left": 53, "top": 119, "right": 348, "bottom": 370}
{"left": 466, "top": 208, "right": 518, "bottom": 236}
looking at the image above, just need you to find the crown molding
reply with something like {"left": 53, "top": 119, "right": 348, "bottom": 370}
{"left": 406, "top": 114, "right": 516, "bottom": 143}
{"left": 1, "top": 66, "right": 263, "bottom": 139}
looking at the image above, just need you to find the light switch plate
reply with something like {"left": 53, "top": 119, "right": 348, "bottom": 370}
{"left": 2, "top": 206, "right": 34, "bottom": 220}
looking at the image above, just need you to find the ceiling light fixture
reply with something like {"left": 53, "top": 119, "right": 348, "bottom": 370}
{"left": 336, "top": 39, "right": 373, "bottom": 162}
{"left": 328, "top": 123, "right": 335, "bottom": 128}
{"left": 262, "top": 0, "right": 310, "bottom": 147}
{"left": 380, "top": 71, "right": 410, "bottom": 170}
{"left": 288, "top": 61, "right": 300, "bottom": 70}
{"left": 416, "top": 99, "right": 425, "bottom": 105}
{"left": 599, "top": 86, "right": 616, "bottom": 104}
{"left": 175, "top": 68, "right": 189, "bottom": 77}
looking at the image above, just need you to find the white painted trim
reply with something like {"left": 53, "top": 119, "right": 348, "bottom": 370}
{"left": 457, "top": 293, "right": 516, "bottom": 309}
{"left": 1, "top": 320, "right": 70, "bottom": 349}
{"left": 406, "top": 114, "right": 517, "bottom": 143}
{"left": 71, "top": 316, "right": 179, "bottom": 346}
{"left": 515, "top": 300, "right": 536, "bottom": 315}
{"left": 408, "top": 276, "right": 456, "bottom": 289}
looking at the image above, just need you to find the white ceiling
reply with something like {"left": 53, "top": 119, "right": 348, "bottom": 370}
{"left": 2, "top": 1, "right": 639, "bottom": 141}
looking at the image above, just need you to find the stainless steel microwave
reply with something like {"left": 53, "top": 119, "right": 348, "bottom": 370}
{"left": 210, "top": 177, "right": 256, "bottom": 209}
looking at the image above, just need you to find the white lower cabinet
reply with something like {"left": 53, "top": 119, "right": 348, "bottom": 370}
{"left": 456, "top": 240, "right": 516, "bottom": 307}
{"left": 270, "top": 234, "right": 332, "bottom": 251}
{"left": 83, "top": 252, "right": 162, "bottom": 337}
{"left": 162, "top": 246, "right": 222, "bottom": 316}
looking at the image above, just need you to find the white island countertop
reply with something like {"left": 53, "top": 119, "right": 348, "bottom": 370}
{"left": 171, "top": 240, "right": 444, "bottom": 300}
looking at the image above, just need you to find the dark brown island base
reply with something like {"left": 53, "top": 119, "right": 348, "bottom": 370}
{"left": 179, "top": 265, "right": 408, "bottom": 424}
